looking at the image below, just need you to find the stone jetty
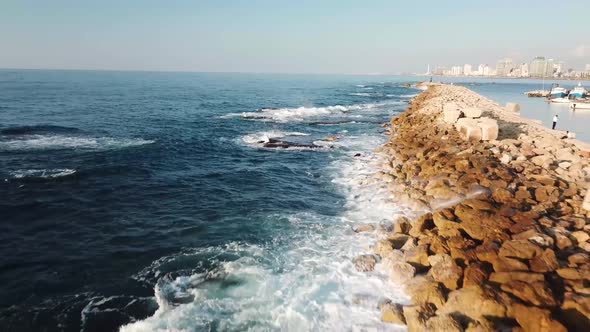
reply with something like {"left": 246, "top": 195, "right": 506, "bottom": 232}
{"left": 360, "top": 84, "right": 590, "bottom": 331}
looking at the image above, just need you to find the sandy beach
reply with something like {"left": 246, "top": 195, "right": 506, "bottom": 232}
{"left": 361, "top": 83, "right": 590, "bottom": 331}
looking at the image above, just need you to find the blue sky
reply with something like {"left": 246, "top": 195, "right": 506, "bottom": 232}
{"left": 1, "top": 0, "right": 589, "bottom": 73}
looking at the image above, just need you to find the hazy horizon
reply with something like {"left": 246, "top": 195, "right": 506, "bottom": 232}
{"left": 2, "top": 0, "right": 589, "bottom": 74}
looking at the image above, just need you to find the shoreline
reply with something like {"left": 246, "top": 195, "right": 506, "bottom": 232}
{"left": 362, "top": 83, "right": 590, "bottom": 331}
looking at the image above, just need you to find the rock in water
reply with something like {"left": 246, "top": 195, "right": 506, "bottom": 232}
{"left": 352, "top": 254, "right": 377, "bottom": 272}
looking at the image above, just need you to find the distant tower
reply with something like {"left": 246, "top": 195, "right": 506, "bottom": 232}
{"left": 426, "top": 64, "right": 431, "bottom": 75}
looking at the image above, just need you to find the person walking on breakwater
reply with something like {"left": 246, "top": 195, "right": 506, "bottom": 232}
{"left": 552, "top": 114, "right": 558, "bottom": 130}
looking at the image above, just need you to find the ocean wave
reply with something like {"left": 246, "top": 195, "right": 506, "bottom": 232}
{"left": 120, "top": 133, "right": 410, "bottom": 331}
{"left": 349, "top": 93, "right": 384, "bottom": 97}
{"left": 222, "top": 101, "right": 403, "bottom": 123}
{"left": 0, "top": 135, "right": 155, "bottom": 151}
{"left": 9, "top": 168, "right": 77, "bottom": 179}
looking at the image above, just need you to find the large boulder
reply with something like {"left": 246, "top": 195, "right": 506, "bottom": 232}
{"left": 425, "top": 315, "right": 463, "bottom": 332}
{"left": 403, "top": 304, "right": 436, "bottom": 332}
{"left": 380, "top": 301, "right": 406, "bottom": 324}
{"left": 500, "top": 280, "right": 556, "bottom": 306}
{"left": 498, "top": 240, "right": 543, "bottom": 260}
{"left": 428, "top": 254, "right": 463, "bottom": 290}
{"left": 405, "top": 276, "right": 446, "bottom": 309}
{"left": 478, "top": 118, "right": 499, "bottom": 141}
{"left": 463, "top": 107, "right": 483, "bottom": 118}
{"left": 437, "top": 285, "right": 511, "bottom": 323}
{"left": 513, "top": 303, "right": 567, "bottom": 332}
{"left": 443, "top": 103, "right": 462, "bottom": 124}
{"left": 389, "top": 261, "right": 416, "bottom": 284}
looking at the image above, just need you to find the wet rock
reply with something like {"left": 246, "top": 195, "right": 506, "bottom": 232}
{"left": 393, "top": 216, "right": 412, "bottom": 234}
{"left": 388, "top": 234, "right": 410, "bottom": 249}
{"left": 353, "top": 224, "right": 374, "bottom": 233}
{"left": 389, "top": 261, "right": 416, "bottom": 284}
{"left": 374, "top": 239, "right": 394, "bottom": 257}
{"left": 380, "top": 301, "right": 406, "bottom": 324}
{"left": 353, "top": 254, "right": 377, "bottom": 272}
{"left": 409, "top": 213, "right": 434, "bottom": 238}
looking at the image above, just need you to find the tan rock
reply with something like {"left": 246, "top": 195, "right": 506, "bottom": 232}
{"left": 374, "top": 239, "right": 394, "bottom": 257}
{"left": 404, "top": 244, "right": 430, "bottom": 269}
{"left": 464, "top": 262, "right": 489, "bottom": 287}
{"left": 425, "top": 314, "right": 463, "bottom": 332}
{"left": 353, "top": 223, "right": 374, "bottom": 233}
{"left": 403, "top": 304, "right": 436, "bottom": 332}
{"left": 500, "top": 280, "right": 556, "bottom": 306}
{"left": 428, "top": 254, "right": 463, "bottom": 290}
{"left": 556, "top": 268, "right": 583, "bottom": 280}
{"left": 568, "top": 252, "right": 589, "bottom": 265}
{"left": 405, "top": 276, "right": 446, "bottom": 309}
{"left": 513, "top": 303, "right": 567, "bottom": 332}
{"left": 438, "top": 285, "right": 510, "bottom": 323}
{"left": 498, "top": 240, "right": 543, "bottom": 260}
{"left": 393, "top": 216, "right": 412, "bottom": 234}
{"left": 572, "top": 230, "right": 590, "bottom": 244}
{"left": 489, "top": 271, "right": 544, "bottom": 284}
{"left": 409, "top": 213, "right": 434, "bottom": 238}
{"left": 492, "top": 256, "right": 529, "bottom": 272}
{"left": 530, "top": 249, "right": 559, "bottom": 272}
{"left": 478, "top": 118, "right": 499, "bottom": 141}
{"left": 380, "top": 302, "right": 406, "bottom": 324}
{"left": 388, "top": 234, "right": 410, "bottom": 249}
{"left": 463, "top": 107, "right": 483, "bottom": 118}
{"left": 560, "top": 292, "right": 590, "bottom": 331}
{"left": 432, "top": 212, "right": 462, "bottom": 238}
{"left": 389, "top": 261, "right": 416, "bottom": 284}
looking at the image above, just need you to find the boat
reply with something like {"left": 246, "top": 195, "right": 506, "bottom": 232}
{"left": 570, "top": 101, "right": 590, "bottom": 110}
{"left": 549, "top": 97, "right": 570, "bottom": 103}
{"left": 549, "top": 84, "right": 568, "bottom": 98}
{"left": 569, "top": 82, "right": 587, "bottom": 99}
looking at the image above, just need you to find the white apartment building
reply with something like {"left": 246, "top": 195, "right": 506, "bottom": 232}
{"left": 463, "top": 64, "right": 472, "bottom": 76}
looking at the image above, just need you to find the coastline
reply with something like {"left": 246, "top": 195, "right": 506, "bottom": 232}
{"left": 365, "top": 83, "right": 590, "bottom": 331}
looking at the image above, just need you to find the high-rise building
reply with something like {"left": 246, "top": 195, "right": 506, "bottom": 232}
{"left": 477, "top": 64, "right": 485, "bottom": 76}
{"left": 463, "top": 64, "right": 472, "bottom": 76}
{"left": 483, "top": 65, "right": 491, "bottom": 76}
{"left": 451, "top": 66, "right": 463, "bottom": 76}
{"left": 529, "top": 56, "right": 547, "bottom": 77}
{"left": 585, "top": 64, "right": 590, "bottom": 72}
{"left": 520, "top": 63, "right": 529, "bottom": 77}
{"left": 545, "top": 59, "right": 555, "bottom": 77}
{"left": 496, "top": 58, "right": 513, "bottom": 77}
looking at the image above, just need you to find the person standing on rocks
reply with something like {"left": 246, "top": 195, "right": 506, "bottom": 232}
{"left": 552, "top": 114, "right": 558, "bottom": 130}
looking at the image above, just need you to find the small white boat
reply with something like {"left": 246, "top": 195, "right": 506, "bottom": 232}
{"left": 569, "top": 82, "right": 587, "bottom": 99}
{"left": 570, "top": 101, "right": 590, "bottom": 110}
{"left": 549, "top": 97, "right": 570, "bottom": 103}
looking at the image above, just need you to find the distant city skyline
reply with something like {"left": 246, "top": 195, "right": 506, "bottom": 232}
{"left": 429, "top": 56, "right": 590, "bottom": 79}
{"left": 1, "top": 0, "right": 590, "bottom": 74}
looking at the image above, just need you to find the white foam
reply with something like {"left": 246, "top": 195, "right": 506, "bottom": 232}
{"left": 223, "top": 101, "right": 402, "bottom": 123}
{"left": 0, "top": 135, "right": 155, "bottom": 151}
{"left": 241, "top": 131, "right": 309, "bottom": 145}
{"left": 10, "top": 168, "right": 77, "bottom": 179}
{"left": 349, "top": 93, "right": 384, "bottom": 97}
{"left": 120, "top": 133, "right": 409, "bottom": 332}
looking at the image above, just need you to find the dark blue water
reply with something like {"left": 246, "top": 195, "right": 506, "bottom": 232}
{"left": 0, "top": 70, "right": 413, "bottom": 331}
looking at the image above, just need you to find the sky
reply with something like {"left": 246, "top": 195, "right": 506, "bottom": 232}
{"left": 1, "top": 0, "right": 589, "bottom": 74}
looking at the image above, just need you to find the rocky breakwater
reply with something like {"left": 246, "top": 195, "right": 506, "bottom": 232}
{"left": 360, "top": 84, "right": 590, "bottom": 331}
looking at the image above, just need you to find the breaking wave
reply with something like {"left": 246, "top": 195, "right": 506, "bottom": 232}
{"left": 222, "top": 101, "right": 403, "bottom": 123}
{"left": 9, "top": 168, "right": 77, "bottom": 179}
{"left": 0, "top": 135, "right": 155, "bottom": 151}
{"left": 120, "top": 133, "right": 409, "bottom": 331}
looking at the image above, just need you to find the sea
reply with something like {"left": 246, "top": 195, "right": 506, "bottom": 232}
{"left": 0, "top": 70, "right": 588, "bottom": 332}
